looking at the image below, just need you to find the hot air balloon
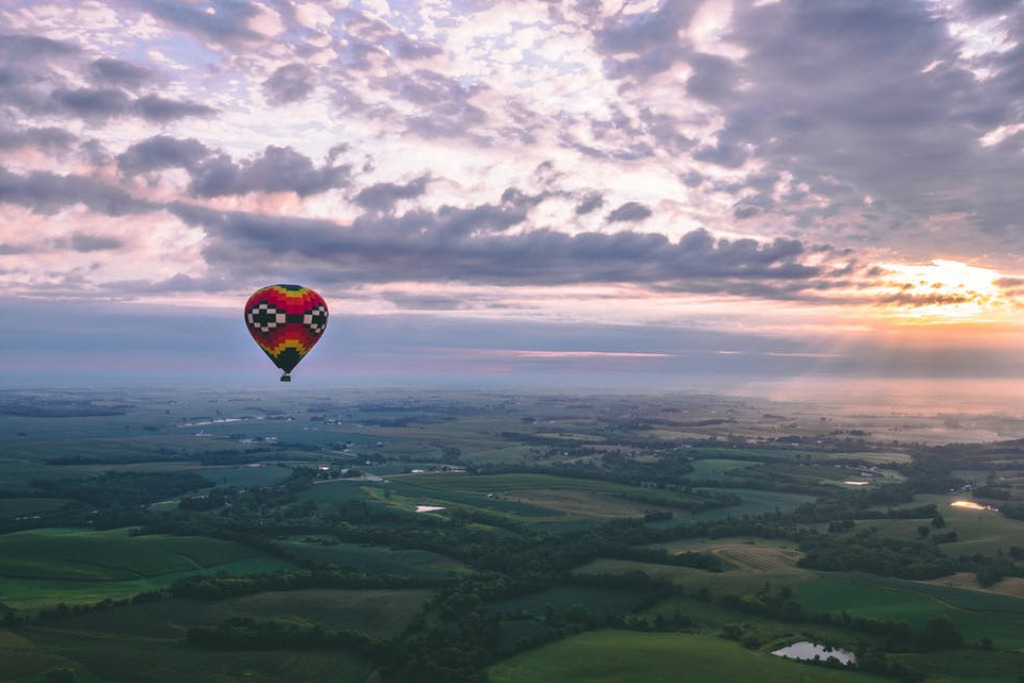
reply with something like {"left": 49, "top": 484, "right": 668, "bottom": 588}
{"left": 244, "top": 284, "right": 328, "bottom": 381}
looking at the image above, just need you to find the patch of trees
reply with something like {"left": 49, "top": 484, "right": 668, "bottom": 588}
{"left": 187, "top": 617, "right": 381, "bottom": 655}
{"left": 170, "top": 569, "right": 439, "bottom": 600}
{"left": 798, "top": 534, "right": 956, "bottom": 579}
{"left": 791, "top": 485, "right": 923, "bottom": 523}
{"left": 31, "top": 471, "right": 212, "bottom": 507}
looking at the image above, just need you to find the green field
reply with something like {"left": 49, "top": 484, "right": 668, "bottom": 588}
{"left": 3, "top": 626, "right": 375, "bottom": 683}
{"left": 796, "top": 574, "right": 1024, "bottom": 649}
{"left": 484, "top": 586, "right": 645, "bottom": 616}
{"left": 687, "top": 458, "right": 760, "bottom": 480}
{"left": 384, "top": 472, "right": 733, "bottom": 521}
{"left": 274, "top": 538, "right": 468, "bottom": 577}
{"left": 575, "top": 558, "right": 814, "bottom": 595}
{"left": 488, "top": 631, "right": 887, "bottom": 683}
{"left": 0, "top": 528, "right": 295, "bottom": 610}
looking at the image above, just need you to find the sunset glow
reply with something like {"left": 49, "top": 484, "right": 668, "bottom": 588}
{"left": 4, "top": 0, "right": 1024, "bottom": 393}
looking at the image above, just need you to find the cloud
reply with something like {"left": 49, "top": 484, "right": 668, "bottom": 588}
{"left": 0, "top": 167, "right": 152, "bottom": 216}
{"left": 595, "top": 1, "right": 698, "bottom": 79}
{"left": 354, "top": 176, "right": 430, "bottom": 211}
{"left": 0, "top": 126, "right": 76, "bottom": 152}
{"left": 607, "top": 201, "right": 652, "bottom": 223}
{"left": 382, "top": 292, "right": 467, "bottom": 310}
{"left": 0, "top": 33, "right": 78, "bottom": 60}
{"left": 263, "top": 63, "right": 315, "bottom": 105}
{"left": 189, "top": 146, "right": 350, "bottom": 198}
{"left": 174, "top": 201, "right": 833, "bottom": 299}
{"left": 134, "top": 94, "right": 216, "bottom": 122}
{"left": 138, "top": 0, "right": 264, "bottom": 49}
{"left": 88, "top": 58, "right": 153, "bottom": 90}
{"left": 575, "top": 192, "right": 604, "bottom": 215}
{"left": 117, "top": 136, "right": 211, "bottom": 175}
{"left": 68, "top": 233, "right": 124, "bottom": 252}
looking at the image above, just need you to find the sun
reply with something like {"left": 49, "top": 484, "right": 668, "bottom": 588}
{"left": 871, "top": 259, "right": 1017, "bottom": 324}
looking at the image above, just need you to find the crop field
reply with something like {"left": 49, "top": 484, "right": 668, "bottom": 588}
{"left": 856, "top": 496, "right": 1024, "bottom": 558}
{"left": 575, "top": 558, "right": 814, "bottom": 595}
{"left": 3, "top": 624, "right": 375, "bottom": 683}
{"left": 687, "top": 488, "right": 818, "bottom": 520}
{"left": 795, "top": 575, "right": 1024, "bottom": 649}
{"left": 0, "top": 529, "right": 295, "bottom": 610}
{"left": 487, "top": 631, "right": 887, "bottom": 683}
{"left": 668, "top": 540, "right": 803, "bottom": 572}
{"left": 643, "top": 595, "right": 888, "bottom": 649}
{"left": 924, "top": 572, "right": 1024, "bottom": 599}
{"left": 686, "top": 458, "right": 760, "bottom": 480}
{"left": 379, "top": 477, "right": 562, "bottom": 518}
{"left": 891, "top": 649, "right": 1024, "bottom": 683}
{"left": 273, "top": 539, "right": 468, "bottom": 577}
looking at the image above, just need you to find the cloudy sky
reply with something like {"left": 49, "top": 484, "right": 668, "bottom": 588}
{"left": 6, "top": 0, "right": 1024, "bottom": 395}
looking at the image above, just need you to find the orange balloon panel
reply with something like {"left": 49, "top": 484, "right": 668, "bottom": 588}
{"left": 244, "top": 284, "right": 328, "bottom": 376}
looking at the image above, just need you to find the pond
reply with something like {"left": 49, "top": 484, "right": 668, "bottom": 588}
{"left": 771, "top": 641, "right": 857, "bottom": 665}
{"left": 951, "top": 500, "right": 997, "bottom": 511}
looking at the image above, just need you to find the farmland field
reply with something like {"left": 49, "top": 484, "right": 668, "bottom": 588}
{"left": 8, "top": 387, "right": 1024, "bottom": 682}
{"left": 488, "top": 631, "right": 887, "bottom": 683}
{"left": 0, "top": 529, "right": 295, "bottom": 610}
{"left": 273, "top": 538, "right": 468, "bottom": 577}
{"left": 795, "top": 575, "right": 1024, "bottom": 649}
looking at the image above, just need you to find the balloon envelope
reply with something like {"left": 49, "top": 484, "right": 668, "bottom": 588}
{"left": 244, "top": 284, "right": 328, "bottom": 380}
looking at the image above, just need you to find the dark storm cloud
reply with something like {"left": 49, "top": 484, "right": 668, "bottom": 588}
{"left": 354, "top": 176, "right": 430, "bottom": 211}
{"left": 0, "top": 167, "right": 152, "bottom": 216}
{"left": 174, "top": 201, "right": 829, "bottom": 297}
{"left": 607, "top": 201, "right": 652, "bottom": 223}
{"left": 263, "top": 63, "right": 315, "bottom": 105}
{"left": 188, "top": 146, "right": 350, "bottom": 198}
{"left": 117, "top": 136, "right": 211, "bottom": 175}
{"left": 88, "top": 58, "right": 152, "bottom": 90}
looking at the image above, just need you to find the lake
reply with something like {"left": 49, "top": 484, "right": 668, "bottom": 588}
{"left": 771, "top": 641, "right": 857, "bottom": 665}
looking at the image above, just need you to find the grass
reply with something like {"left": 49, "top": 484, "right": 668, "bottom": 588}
{"left": 385, "top": 473, "right": 726, "bottom": 521}
{"left": 574, "top": 558, "right": 814, "bottom": 596}
{"left": 890, "top": 649, "right": 1024, "bottom": 683}
{"left": 273, "top": 538, "right": 468, "bottom": 577}
{"left": 488, "top": 631, "right": 887, "bottom": 683}
{"left": 687, "top": 459, "right": 760, "bottom": 480}
{"left": 657, "top": 539, "right": 803, "bottom": 572}
{"left": 0, "top": 529, "right": 295, "bottom": 611}
{"left": 0, "top": 528, "right": 262, "bottom": 581}
{"left": 4, "top": 627, "right": 375, "bottom": 683}
{"left": 850, "top": 495, "right": 1024, "bottom": 559}
{"left": 795, "top": 575, "right": 1024, "bottom": 649}
{"left": 687, "top": 488, "right": 818, "bottom": 521}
